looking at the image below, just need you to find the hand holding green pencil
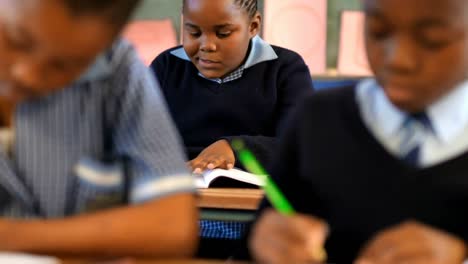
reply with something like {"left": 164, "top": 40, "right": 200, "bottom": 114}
{"left": 231, "top": 139, "right": 328, "bottom": 262}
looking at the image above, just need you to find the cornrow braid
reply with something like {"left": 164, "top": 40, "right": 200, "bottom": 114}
{"left": 234, "top": 0, "right": 258, "bottom": 18}
{"left": 183, "top": 0, "right": 258, "bottom": 18}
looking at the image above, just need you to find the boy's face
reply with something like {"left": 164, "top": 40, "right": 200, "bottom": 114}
{"left": 0, "top": 0, "right": 117, "bottom": 103}
{"left": 364, "top": 0, "right": 468, "bottom": 112}
{"left": 182, "top": 0, "right": 260, "bottom": 79}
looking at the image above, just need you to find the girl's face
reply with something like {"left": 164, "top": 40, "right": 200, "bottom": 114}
{"left": 182, "top": 0, "right": 260, "bottom": 79}
{"left": 364, "top": 0, "right": 468, "bottom": 112}
{"left": 0, "top": 0, "right": 117, "bottom": 103}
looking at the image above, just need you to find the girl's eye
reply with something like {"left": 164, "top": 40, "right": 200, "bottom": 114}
{"left": 188, "top": 31, "right": 201, "bottom": 37}
{"left": 217, "top": 32, "right": 231, "bottom": 38}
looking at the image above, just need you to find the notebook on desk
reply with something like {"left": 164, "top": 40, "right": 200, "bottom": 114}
{"left": 194, "top": 168, "right": 264, "bottom": 188}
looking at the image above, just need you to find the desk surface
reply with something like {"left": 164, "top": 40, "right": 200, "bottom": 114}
{"left": 197, "top": 188, "right": 263, "bottom": 210}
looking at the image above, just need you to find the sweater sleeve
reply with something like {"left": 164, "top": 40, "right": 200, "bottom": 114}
{"left": 223, "top": 135, "right": 276, "bottom": 170}
{"left": 276, "top": 49, "right": 314, "bottom": 133}
{"left": 233, "top": 98, "right": 312, "bottom": 260}
{"left": 260, "top": 98, "right": 317, "bottom": 213}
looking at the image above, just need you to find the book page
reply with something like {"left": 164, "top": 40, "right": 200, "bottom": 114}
{"left": 194, "top": 173, "right": 208, "bottom": 188}
{"left": 195, "top": 168, "right": 265, "bottom": 188}
{"left": 0, "top": 252, "right": 59, "bottom": 264}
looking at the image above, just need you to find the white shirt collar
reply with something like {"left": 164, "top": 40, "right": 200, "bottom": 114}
{"left": 170, "top": 35, "right": 278, "bottom": 70}
{"left": 357, "top": 78, "right": 468, "bottom": 144}
{"left": 427, "top": 80, "right": 468, "bottom": 143}
{"left": 357, "top": 79, "right": 406, "bottom": 137}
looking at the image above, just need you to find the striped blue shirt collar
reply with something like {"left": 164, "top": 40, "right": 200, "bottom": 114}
{"left": 170, "top": 35, "right": 278, "bottom": 83}
{"left": 76, "top": 52, "right": 113, "bottom": 83}
{"left": 357, "top": 78, "right": 468, "bottom": 144}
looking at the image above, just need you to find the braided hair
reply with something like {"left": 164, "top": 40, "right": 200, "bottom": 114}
{"left": 183, "top": 0, "right": 258, "bottom": 18}
{"left": 234, "top": 0, "right": 258, "bottom": 18}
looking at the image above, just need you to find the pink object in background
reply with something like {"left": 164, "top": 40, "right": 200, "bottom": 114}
{"left": 263, "top": 0, "right": 327, "bottom": 74}
{"left": 122, "top": 19, "right": 177, "bottom": 65}
{"left": 337, "top": 11, "right": 373, "bottom": 76}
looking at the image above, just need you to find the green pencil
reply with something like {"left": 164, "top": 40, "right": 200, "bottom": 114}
{"left": 231, "top": 139, "right": 327, "bottom": 262}
{"left": 231, "top": 139, "right": 295, "bottom": 215}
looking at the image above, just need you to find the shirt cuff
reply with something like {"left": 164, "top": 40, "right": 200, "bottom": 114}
{"left": 130, "top": 174, "right": 196, "bottom": 203}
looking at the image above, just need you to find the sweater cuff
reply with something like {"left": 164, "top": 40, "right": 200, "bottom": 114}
{"left": 221, "top": 136, "right": 246, "bottom": 170}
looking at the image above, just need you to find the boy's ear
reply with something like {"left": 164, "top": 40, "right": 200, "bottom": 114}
{"left": 249, "top": 11, "right": 262, "bottom": 37}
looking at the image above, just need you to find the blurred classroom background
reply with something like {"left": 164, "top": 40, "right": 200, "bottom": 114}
{"left": 124, "top": 0, "right": 369, "bottom": 88}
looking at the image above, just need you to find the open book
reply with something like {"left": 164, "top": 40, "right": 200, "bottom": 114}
{"left": 194, "top": 168, "right": 265, "bottom": 188}
{"left": 0, "top": 252, "right": 59, "bottom": 264}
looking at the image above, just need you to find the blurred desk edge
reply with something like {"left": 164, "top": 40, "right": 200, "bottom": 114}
{"left": 197, "top": 188, "right": 263, "bottom": 222}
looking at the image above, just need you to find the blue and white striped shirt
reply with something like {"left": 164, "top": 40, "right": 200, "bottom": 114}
{"left": 0, "top": 39, "right": 195, "bottom": 218}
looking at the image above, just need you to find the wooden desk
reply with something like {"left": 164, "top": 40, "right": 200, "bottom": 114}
{"left": 197, "top": 188, "right": 263, "bottom": 210}
{"left": 197, "top": 188, "right": 263, "bottom": 222}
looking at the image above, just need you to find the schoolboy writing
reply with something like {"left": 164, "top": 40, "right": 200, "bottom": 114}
{"left": 0, "top": 0, "right": 197, "bottom": 258}
{"left": 248, "top": 0, "right": 468, "bottom": 263}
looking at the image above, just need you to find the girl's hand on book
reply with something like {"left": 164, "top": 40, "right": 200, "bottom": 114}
{"left": 189, "top": 139, "right": 235, "bottom": 173}
{"left": 355, "top": 220, "right": 466, "bottom": 264}
{"left": 250, "top": 208, "right": 329, "bottom": 264}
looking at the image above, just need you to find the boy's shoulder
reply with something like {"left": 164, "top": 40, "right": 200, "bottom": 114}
{"left": 284, "top": 84, "right": 363, "bottom": 138}
{"left": 105, "top": 38, "right": 157, "bottom": 82}
{"left": 269, "top": 45, "right": 305, "bottom": 63}
{"left": 257, "top": 44, "right": 311, "bottom": 73}
{"left": 108, "top": 38, "right": 143, "bottom": 71}
{"left": 76, "top": 39, "right": 155, "bottom": 94}
{"left": 299, "top": 84, "right": 358, "bottom": 114}
{"left": 270, "top": 45, "right": 300, "bottom": 57}
{"left": 159, "top": 45, "right": 185, "bottom": 56}
{"left": 78, "top": 38, "right": 143, "bottom": 82}
{"left": 151, "top": 45, "right": 187, "bottom": 66}
{"left": 72, "top": 39, "right": 132, "bottom": 85}
{"left": 308, "top": 84, "right": 356, "bottom": 102}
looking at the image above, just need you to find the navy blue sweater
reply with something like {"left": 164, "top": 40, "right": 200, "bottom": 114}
{"left": 244, "top": 86, "right": 468, "bottom": 263}
{"left": 150, "top": 45, "right": 313, "bottom": 167}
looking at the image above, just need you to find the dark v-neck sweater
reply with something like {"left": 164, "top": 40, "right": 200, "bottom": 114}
{"left": 251, "top": 85, "right": 468, "bottom": 263}
{"left": 150, "top": 45, "right": 313, "bottom": 167}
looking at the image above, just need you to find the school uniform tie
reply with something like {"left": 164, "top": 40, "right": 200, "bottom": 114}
{"left": 399, "top": 112, "right": 432, "bottom": 166}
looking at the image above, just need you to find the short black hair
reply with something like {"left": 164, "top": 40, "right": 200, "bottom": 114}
{"left": 183, "top": 0, "right": 258, "bottom": 18}
{"left": 63, "top": 0, "right": 141, "bottom": 25}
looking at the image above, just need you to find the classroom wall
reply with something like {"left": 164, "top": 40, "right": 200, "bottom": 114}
{"left": 132, "top": 0, "right": 362, "bottom": 68}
